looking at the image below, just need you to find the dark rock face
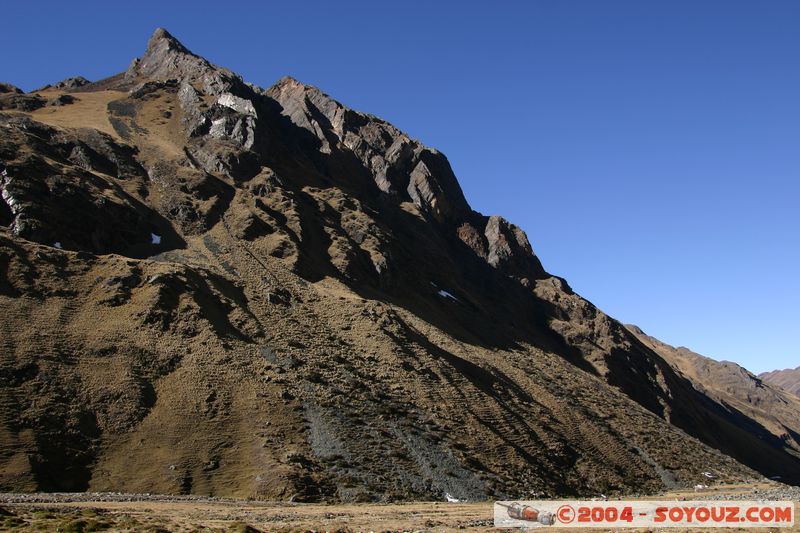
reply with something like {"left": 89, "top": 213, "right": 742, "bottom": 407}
{"left": 268, "top": 77, "right": 471, "bottom": 223}
{"left": 0, "top": 82, "right": 24, "bottom": 94}
{"left": 457, "top": 214, "right": 546, "bottom": 285}
{"left": 0, "top": 92, "right": 45, "bottom": 111}
{"left": 0, "top": 115, "right": 174, "bottom": 255}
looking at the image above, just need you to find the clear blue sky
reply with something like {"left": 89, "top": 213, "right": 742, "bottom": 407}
{"left": 3, "top": 1, "right": 798, "bottom": 373}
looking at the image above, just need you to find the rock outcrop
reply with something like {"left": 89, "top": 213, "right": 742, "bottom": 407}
{"left": 0, "top": 115, "right": 170, "bottom": 255}
{"left": 0, "top": 82, "right": 23, "bottom": 94}
{"left": 125, "top": 28, "right": 247, "bottom": 96}
{"left": 36, "top": 76, "right": 91, "bottom": 92}
{"left": 0, "top": 92, "right": 45, "bottom": 112}
{"left": 269, "top": 77, "right": 470, "bottom": 223}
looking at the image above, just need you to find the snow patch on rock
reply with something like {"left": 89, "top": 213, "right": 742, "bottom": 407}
{"left": 437, "top": 289, "right": 458, "bottom": 301}
{"left": 217, "top": 93, "right": 257, "bottom": 118}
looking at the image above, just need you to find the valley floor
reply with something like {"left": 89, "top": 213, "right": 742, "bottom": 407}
{"left": 1, "top": 483, "right": 798, "bottom": 532}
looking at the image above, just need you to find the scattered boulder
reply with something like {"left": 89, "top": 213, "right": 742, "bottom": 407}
{"left": 47, "top": 94, "right": 76, "bottom": 106}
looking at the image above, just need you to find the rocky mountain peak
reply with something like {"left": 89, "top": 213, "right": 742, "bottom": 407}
{"left": 124, "top": 30, "right": 476, "bottom": 226}
{"left": 125, "top": 28, "right": 244, "bottom": 95}
{"left": 149, "top": 27, "right": 191, "bottom": 55}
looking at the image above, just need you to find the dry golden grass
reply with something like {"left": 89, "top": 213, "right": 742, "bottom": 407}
{"left": 29, "top": 90, "right": 125, "bottom": 138}
{"left": 0, "top": 484, "right": 797, "bottom": 532}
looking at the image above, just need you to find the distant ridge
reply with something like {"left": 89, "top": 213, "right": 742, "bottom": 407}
{"left": 760, "top": 367, "right": 800, "bottom": 397}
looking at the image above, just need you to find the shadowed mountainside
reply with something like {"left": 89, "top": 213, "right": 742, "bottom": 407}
{"left": 627, "top": 325, "right": 800, "bottom": 477}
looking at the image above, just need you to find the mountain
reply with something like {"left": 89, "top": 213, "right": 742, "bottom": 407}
{"left": 627, "top": 325, "right": 800, "bottom": 474}
{"left": 760, "top": 367, "right": 800, "bottom": 397}
{"left": 1, "top": 28, "right": 798, "bottom": 501}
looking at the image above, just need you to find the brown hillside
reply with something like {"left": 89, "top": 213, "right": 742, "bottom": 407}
{"left": 760, "top": 367, "right": 800, "bottom": 397}
{"left": 1, "top": 28, "right": 798, "bottom": 501}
